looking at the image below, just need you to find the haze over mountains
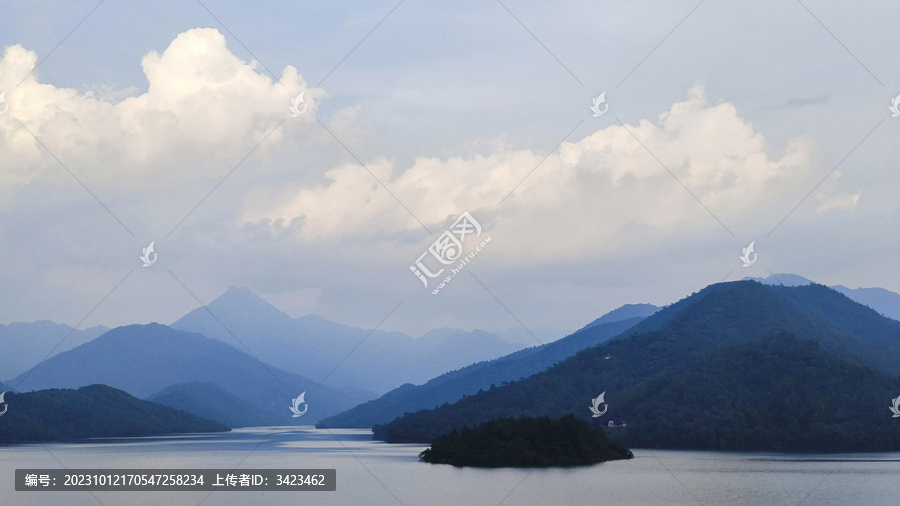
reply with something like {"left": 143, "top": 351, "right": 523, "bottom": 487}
{"left": 8, "top": 323, "right": 372, "bottom": 426}
{"left": 2, "top": 287, "right": 534, "bottom": 427}
{"left": 374, "top": 281, "right": 900, "bottom": 452}
{"left": 171, "top": 286, "right": 525, "bottom": 394}
{"left": 0, "top": 321, "right": 107, "bottom": 378}
{"left": 320, "top": 312, "right": 655, "bottom": 428}
{"left": 5, "top": 274, "right": 900, "bottom": 451}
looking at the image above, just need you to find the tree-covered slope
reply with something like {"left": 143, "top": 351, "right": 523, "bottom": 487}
{"left": 374, "top": 282, "right": 900, "bottom": 452}
{"left": 617, "top": 333, "right": 900, "bottom": 452}
{"left": 0, "top": 384, "right": 229, "bottom": 445}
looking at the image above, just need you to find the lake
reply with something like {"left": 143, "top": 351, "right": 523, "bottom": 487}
{"left": 1, "top": 426, "right": 899, "bottom": 505}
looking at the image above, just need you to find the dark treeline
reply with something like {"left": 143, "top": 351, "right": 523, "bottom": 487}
{"left": 419, "top": 414, "right": 633, "bottom": 468}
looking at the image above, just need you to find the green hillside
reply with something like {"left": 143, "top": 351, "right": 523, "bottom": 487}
{"left": 0, "top": 384, "right": 229, "bottom": 445}
{"left": 374, "top": 282, "right": 900, "bottom": 452}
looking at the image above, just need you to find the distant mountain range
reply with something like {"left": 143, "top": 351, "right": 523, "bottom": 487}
{"left": 0, "top": 384, "right": 228, "bottom": 445}
{"left": 319, "top": 312, "right": 651, "bottom": 429}
{"left": 7, "top": 323, "right": 373, "bottom": 426}
{"left": 0, "top": 321, "right": 107, "bottom": 378}
{"left": 172, "top": 286, "right": 524, "bottom": 394}
{"left": 374, "top": 281, "right": 900, "bottom": 453}
{"left": 745, "top": 273, "right": 900, "bottom": 321}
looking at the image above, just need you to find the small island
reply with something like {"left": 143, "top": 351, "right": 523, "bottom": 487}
{"left": 419, "top": 414, "right": 633, "bottom": 468}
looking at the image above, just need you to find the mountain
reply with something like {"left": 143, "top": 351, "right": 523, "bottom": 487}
{"left": 7, "top": 323, "right": 373, "bottom": 426}
{"left": 0, "top": 321, "right": 107, "bottom": 378}
{"left": 147, "top": 382, "right": 274, "bottom": 428}
{"left": 318, "top": 313, "right": 647, "bottom": 428}
{"left": 618, "top": 333, "right": 900, "bottom": 452}
{"left": 172, "top": 286, "right": 523, "bottom": 394}
{"left": 0, "top": 384, "right": 228, "bottom": 445}
{"left": 577, "top": 304, "right": 660, "bottom": 332}
{"left": 831, "top": 285, "right": 900, "bottom": 321}
{"left": 373, "top": 281, "right": 900, "bottom": 452}
{"left": 745, "top": 273, "right": 900, "bottom": 321}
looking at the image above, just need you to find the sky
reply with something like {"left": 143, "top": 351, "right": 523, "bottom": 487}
{"left": 0, "top": 0, "right": 898, "bottom": 339}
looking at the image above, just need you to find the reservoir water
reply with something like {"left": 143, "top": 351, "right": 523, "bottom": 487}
{"left": 1, "top": 426, "right": 899, "bottom": 505}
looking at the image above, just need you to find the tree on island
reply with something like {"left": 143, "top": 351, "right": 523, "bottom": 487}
{"left": 419, "top": 414, "right": 633, "bottom": 468}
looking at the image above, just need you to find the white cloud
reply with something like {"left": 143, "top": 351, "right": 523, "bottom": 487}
{"left": 248, "top": 84, "right": 853, "bottom": 265}
{"left": 0, "top": 28, "right": 319, "bottom": 193}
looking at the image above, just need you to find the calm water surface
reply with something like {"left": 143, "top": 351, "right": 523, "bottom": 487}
{"left": 1, "top": 426, "right": 899, "bottom": 505}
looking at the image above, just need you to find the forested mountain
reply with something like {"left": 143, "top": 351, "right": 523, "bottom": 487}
{"left": 374, "top": 281, "right": 900, "bottom": 452}
{"left": 319, "top": 315, "right": 647, "bottom": 428}
{"left": 746, "top": 273, "right": 900, "bottom": 321}
{"left": 0, "top": 384, "right": 228, "bottom": 445}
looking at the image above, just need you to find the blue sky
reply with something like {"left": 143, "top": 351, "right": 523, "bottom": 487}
{"left": 0, "top": 1, "right": 897, "bottom": 338}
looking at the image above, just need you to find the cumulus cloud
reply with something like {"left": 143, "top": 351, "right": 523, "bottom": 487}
{"left": 0, "top": 28, "right": 318, "bottom": 193}
{"left": 247, "top": 84, "right": 858, "bottom": 264}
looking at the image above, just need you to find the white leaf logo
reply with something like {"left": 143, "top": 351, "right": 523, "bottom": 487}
{"left": 289, "top": 391, "right": 308, "bottom": 417}
{"left": 589, "top": 391, "right": 608, "bottom": 417}
{"left": 289, "top": 91, "right": 308, "bottom": 117}
{"left": 140, "top": 241, "right": 157, "bottom": 267}
{"left": 890, "top": 395, "right": 900, "bottom": 418}
{"left": 740, "top": 241, "right": 757, "bottom": 267}
{"left": 0, "top": 391, "right": 7, "bottom": 416}
{"left": 889, "top": 93, "right": 900, "bottom": 117}
{"left": 590, "top": 91, "right": 608, "bottom": 117}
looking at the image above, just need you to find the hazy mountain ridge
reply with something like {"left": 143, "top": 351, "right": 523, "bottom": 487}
{"left": 147, "top": 382, "right": 275, "bottom": 428}
{"left": 319, "top": 315, "right": 647, "bottom": 428}
{"left": 0, "top": 321, "right": 108, "bottom": 379}
{"left": 172, "top": 286, "right": 524, "bottom": 394}
{"left": 6, "top": 323, "right": 373, "bottom": 426}
{"left": 576, "top": 304, "right": 660, "bottom": 332}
